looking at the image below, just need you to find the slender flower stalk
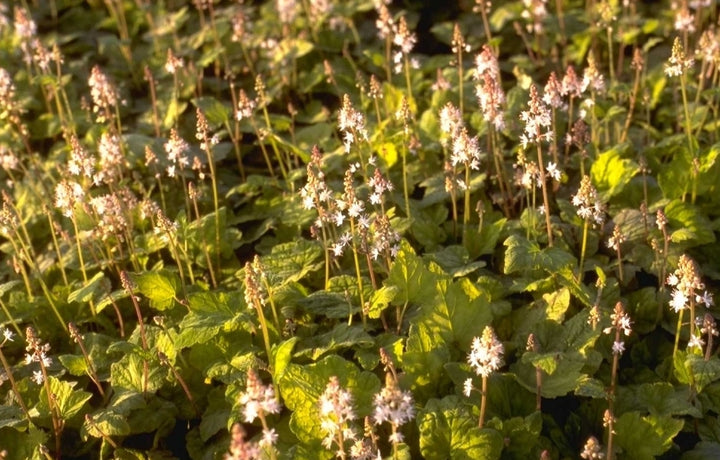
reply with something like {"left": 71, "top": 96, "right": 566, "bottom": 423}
{"left": 520, "top": 84, "right": 554, "bottom": 245}
{"left": 158, "top": 351, "right": 199, "bottom": 416}
{"left": 607, "top": 225, "right": 625, "bottom": 283}
{"left": 85, "top": 413, "right": 119, "bottom": 449}
{"left": 452, "top": 24, "right": 469, "bottom": 115}
{"left": 120, "top": 272, "right": 150, "bottom": 395}
{"left": 700, "top": 313, "right": 718, "bottom": 361}
{"left": 602, "top": 302, "right": 632, "bottom": 460}
{"left": 572, "top": 176, "right": 606, "bottom": 281}
{"left": 473, "top": 0, "right": 494, "bottom": 47}
{"left": 188, "top": 183, "right": 217, "bottom": 288}
{"left": 465, "top": 325, "right": 504, "bottom": 428}
{"left": 666, "top": 37, "right": 698, "bottom": 203}
{"left": 620, "top": 48, "right": 644, "bottom": 143}
{"left": 667, "top": 254, "right": 712, "bottom": 359}
{"left": 396, "top": 96, "right": 413, "bottom": 219}
{"left": 68, "top": 323, "right": 105, "bottom": 397}
{"left": 393, "top": 16, "right": 417, "bottom": 101}
{"left": 475, "top": 45, "right": 511, "bottom": 215}
{"left": 0, "top": 328, "right": 31, "bottom": 423}
{"left": 527, "top": 333, "right": 542, "bottom": 410}
{"left": 26, "top": 326, "right": 64, "bottom": 457}
{"left": 195, "top": 108, "right": 221, "bottom": 284}
{"left": 256, "top": 75, "right": 289, "bottom": 181}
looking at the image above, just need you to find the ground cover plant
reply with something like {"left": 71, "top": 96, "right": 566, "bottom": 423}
{"left": 1, "top": 0, "right": 720, "bottom": 458}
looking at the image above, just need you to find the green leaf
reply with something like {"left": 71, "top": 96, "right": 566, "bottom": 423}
{"left": 424, "top": 245, "right": 486, "bottom": 278}
{"left": 38, "top": 377, "right": 92, "bottom": 421}
{"left": 260, "top": 239, "right": 324, "bottom": 286}
{"left": 387, "top": 241, "right": 439, "bottom": 306}
{"left": 422, "top": 277, "right": 495, "bottom": 349}
{"left": 0, "top": 426, "right": 48, "bottom": 460}
{"left": 665, "top": 199, "right": 716, "bottom": 246}
{"left": 163, "top": 99, "right": 187, "bottom": 130}
{"left": 418, "top": 395, "right": 504, "bottom": 460}
{"left": 67, "top": 272, "right": 108, "bottom": 304}
{"left": 488, "top": 412, "right": 543, "bottom": 459}
{"left": 273, "top": 38, "right": 314, "bottom": 63}
{"left": 574, "top": 376, "right": 607, "bottom": 399}
{"left": 295, "top": 324, "right": 374, "bottom": 360}
{"left": 297, "top": 290, "right": 356, "bottom": 318}
{"left": 613, "top": 412, "right": 684, "bottom": 460}
{"left": 192, "top": 96, "right": 231, "bottom": 126}
{"left": 682, "top": 442, "right": 720, "bottom": 460}
{"left": 271, "top": 337, "right": 298, "bottom": 386}
{"left": 83, "top": 410, "right": 131, "bottom": 439}
{"left": 176, "top": 291, "right": 245, "bottom": 349}
{"left": 368, "top": 285, "right": 398, "bottom": 319}
{"left": 129, "top": 270, "right": 180, "bottom": 311}
{"left": 0, "top": 405, "right": 25, "bottom": 430}
{"left": 616, "top": 382, "right": 701, "bottom": 417}
{"left": 110, "top": 353, "right": 166, "bottom": 395}
{"left": 403, "top": 322, "right": 452, "bottom": 401}
{"left": 199, "top": 387, "right": 230, "bottom": 442}
{"left": 503, "top": 235, "right": 576, "bottom": 275}
{"left": 278, "top": 355, "right": 381, "bottom": 444}
{"left": 543, "top": 287, "right": 570, "bottom": 322}
{"left": 58, "top": 354, "right": 89, "bottom": 377}
{"left": 512, "top": 351, "right": 586, "bottom": 398}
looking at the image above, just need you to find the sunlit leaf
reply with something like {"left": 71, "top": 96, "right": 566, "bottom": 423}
{"left": 418, "top": 395, "right": 503, "bottom": 460}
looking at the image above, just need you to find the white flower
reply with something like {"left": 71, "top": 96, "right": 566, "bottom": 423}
{"left": 612, "top": 341, "right": 625, "bottom": 355}
{"left": 32, "top": 370, "right": 44, "bottom": 385}
{"left": 670, "top": 289, "right": 689, "bottom": 312}
{"left": 546, "top": 162, "right": 561, "bottom": 181}
{"left": 463, "top": 378, "right": 473, "bottom": 397}
{"left": 697, "top": 291, "right": 714, "bottom": 308}
{"left": 2, "top": 328, "right": 13, "bottom": 342}
{"left": 260, "top": 428, "right": 278, "bottom": 447}
{"left": 467, "top": 326, "right": 504, "bottom": 378}
{"left": 688, "top": 334, "right": 704, "bottom": 350}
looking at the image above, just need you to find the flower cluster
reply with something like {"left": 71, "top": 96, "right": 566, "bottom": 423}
{"left": 392, "top": 16, "right": 418, "bottom": 74}
{"left": 164, "top": 129, "right": 190, "bottom": 178}
{"left": 235, "top": 89, "right": 256, "bottom": 121}
{"left": 474, "top": 45, "right": 506, "bottom": 131}
{"left": 580, "top": 435, "right": 605, "bottom": 459}
{"left": 521, "top": 0, "right": 548, "bottom": 34}
{"left": 603, "top": 302, "right": 632, "bottom": 355}
{"left": 338, "top": 94, "right": 368, "bottom": 154}
{"left": 54, "top": 180, "right": 85, "bottom": 218}
{"left": 582, "top": 55, "right": 605, "bottom": 94}
{"left": 667, "top": 254, "right": 712, "bottom": 313}
{"left": 25, "top": 326, "right": 51, "bottom": 385}
{"left": 372, "top": 375, "right": 415, "bottom": 444}
{"left": 665, "top": 37, "right": 694, "bottom": 77}
{"left": 89, "top": 189, "right": 136, "bottom": 242}
{"left": 519, "top": 84, "right": 552, "bottom": 148}
{"left": 237, "top": 369, "right": 281, "bottom": 436}
{"left": 88, "top": 65, "right": 119, "bottom": 122}
{"left": 439, "top": 102, "right": 482, "bottom": 180}
{"left": 244, "top": 256, "right": 267, "bottom": 310}
{"left": 607, "top": 225, "right": 625, "bottom": 252}
{"left": 225, "top": 423, "right": 260, "bottom": 460}
{"left": 572, "top": 175, "right": 606, "bottom": 226}
{"left": 467, "top": 325, "right": 504, "bottom": 379}
{"left": 319, "top": 376, "right": 358, "bottom": 452}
